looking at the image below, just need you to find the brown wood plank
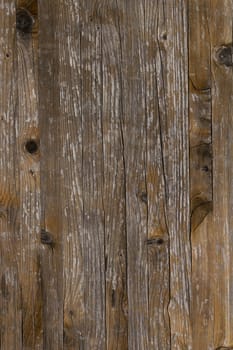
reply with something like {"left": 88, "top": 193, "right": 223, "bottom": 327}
{"left": 38, "top": 1, "right": 63, "bottom": 348}
{"left": 119, "top": 2, "right": 149, "bottom": 348}
{"left": 39, "top": 1, "right": 107, "bottom": 348}
{"left": 0, "top": 2, "right": 22, "bottom": 349}
{"left": 79, "top": 3, "right": 106, "bottom": 347}
{"left": 16, "top": 1, "right": 43, "bottom": 349}
{"left": 115, "top": 0, "right": 192, "bottom": 348}
{"left": 57, "top": 2, "right": 85, "bottom": 348}
{"left": 189, "top": 1, "right": 233, "bottom": 349}
{"left": 210, "top": 1, "right": 233, "bottom": 348}
{"left": 144, "top": 1, "right": 170, "bottom": 349}
{"left": 189, "top": 1, "right": 214, "bottom": 349}
{"left": 58, "top": 1, "right": 107, "bottom": 348}
{"left": 160, "top": 1, "right": 192, "bottom": 348}
{"left": 100, "top": 2, "right": 128, "bottom": 349}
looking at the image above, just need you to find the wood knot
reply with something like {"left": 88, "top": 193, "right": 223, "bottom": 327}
{"left": 40, "top": 229, "right": 54, "bottom": 247}
{"left": 216, "top": 45, "right": 233, "bottom": 67}
{"left": 16, "top": 8, "right": 34, "bottom": 33}
{"left": 161, "top": 32, "right": 167, "bottom": 40}
{"left": 1, "top": 274, "right": 9, "bottom": 300}
{"left": 147, "top": 237, "right": 165, "bottom": 246}
{"left": 25, "top": 139, "right": 39, "bottom": 155}
{"left": 139, "top": 192, "right": 147, "bottom": 204}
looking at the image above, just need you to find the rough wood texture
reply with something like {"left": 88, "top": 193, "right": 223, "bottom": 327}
{"left": 189, "top": 1, "right": 213, "bottom": 348}
{"left": 211, "top": 1, "right": 233, "bottom": 348}
{"left": 17, "top": 1, "right": 42, "bottom": 349}
{"left": 39, "top": 1, "right": 63, "bottom": 348}
{"left": 1, "top": 1, "right": 233, "bottom": 349}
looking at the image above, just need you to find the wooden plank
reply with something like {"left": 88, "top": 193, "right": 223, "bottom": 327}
{"left": 143, "top": 0, "right": 195, "bottom": 347}
{"left": 189, "top": 1, "right": 213, "bottom": 348}
{"left": 38, "top": 1, "right": 63, "bottom": 348}
{"left": 100, "top": 2, "right": 128, "bottom": 349}
{"left": 159, "top": 1, "right": 192, "bottom": 348}
{"left": 57, "top": 1, "right": 106, "bottom": 348}
{"left": 58, "top": 3, "right": 86, "bottom": 350}
{"left": 16, "top": 1, "right": 43, "bottom": 349}
{"left": 57, "top": 2, "right": 85, "bottom": 348}
{"left": 115, "top": 0, "right": 191, "bottom": 348}
{"left": 210, "top": 1, "right": 233, "bottom": 348}
{"left": 118, "top": 2, "right": 149, "bottom": 348}
{"left": 144, "top": 2, "right": 170, "bottom": 349}
{"left": 189, "top": 1, "right": 233, "bottom": 348}
{"left": 79, "top": 3, "right": 106, "bottom": 347}
{"left": 0, "top": 2, "right": 22, "bottom": 349}
{"left": 39, "top": 1, "right": 107, "bottom": 348}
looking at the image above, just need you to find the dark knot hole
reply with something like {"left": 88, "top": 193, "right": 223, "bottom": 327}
{"left": 25, "top": 139, "right": 39, "bottom": 154}
{"left": 156, "top": 238, "right": 164, "bottom": 245}
{"left": 16, "top": 9, "right": 34, "bottom": 33}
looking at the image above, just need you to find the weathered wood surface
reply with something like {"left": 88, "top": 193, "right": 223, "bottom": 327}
{"left": 0, "top": 0, "right": 233, "bottom": 349}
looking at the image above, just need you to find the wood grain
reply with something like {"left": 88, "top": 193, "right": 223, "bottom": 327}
{"left": 57, "top": 2, "right": 86, "bottom": 348}
{"left": 100, "top": 2, "right": 128, "bottom": 349}
{"left": 38, "top": 1, "right": 63, "bottom": 348}
{"left": 211, "top": 1, "right": 233, "bottom": 348}
{"left": 0, "top": 1, "right": 22, "bottom": 349}
{"left": 1, "top": 1, "right": 233, "bottom": 349}
{"left": 16, "top": 1, "right": 43, "bottom": 348}
{"left": 189, "top": 1, "right": 213, "bottom": 348}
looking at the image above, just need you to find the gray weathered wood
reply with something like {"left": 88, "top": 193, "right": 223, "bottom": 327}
{"left": 16, "top": 0, "right": 42, "bottom": 348}
{"left": 1, "top": 1, "right": 233, "bottom": 349}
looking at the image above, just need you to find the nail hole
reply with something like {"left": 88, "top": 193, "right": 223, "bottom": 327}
{"left": 16, "top": 8, "right": 34, "bottom": 33}
{"left": 25, "top": 139, "right": 39, "bottom": 154}
{"left": 5, "top": 53, "right": 10, "bottom": 58}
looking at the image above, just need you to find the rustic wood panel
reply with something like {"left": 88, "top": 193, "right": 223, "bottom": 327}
{"left": 1, "top": 0, "right": 233, "bottom": 349}
{"left": 16, "top": 1, "right": 43, "bottom": 349}
{"left": 211, "top": 1, "right": 233, "bottom": 348}
{"left": 100, "top": 2, "right": 128, "bottom": 349}
{"left": 38, "top": 1, "right": 63, "bottom": 348}
{"left": 0, "top": 2, "right": 21, "bottom": 348}
{"left": 189, "top": 1, "right": 233, "bottom": 350}
{"left": 189, "top": 0, "right": 213, "bottom": 349}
